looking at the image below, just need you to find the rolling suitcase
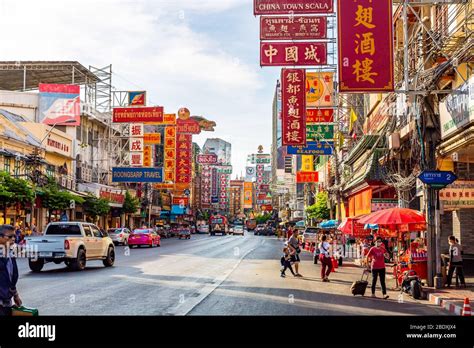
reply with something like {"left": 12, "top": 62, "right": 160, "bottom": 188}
{"left": 351, "top": 269, "right": 370, "bottom": 296}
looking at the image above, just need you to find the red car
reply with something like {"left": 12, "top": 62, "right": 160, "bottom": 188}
{"left": 128, "top": 229, "right": 161, "bottom": 248}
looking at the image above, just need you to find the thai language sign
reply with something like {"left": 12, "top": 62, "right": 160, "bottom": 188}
{"left": 338, "top": 0, "right": 394, "bottom": 92}
{"left": 39, "top": 84, "right": 80, "bottom": 126}
{"left": 112, "top": 168, "right": 163, "bottom": 183}
{"left": 260, "top": 15, "right": 327, "bottom": 40}
{"left": 261, "top": 42, "right": 327, "bottom": 66}
{"left": 113, "top": 107, "right": 164, "bottom": 123}
{"left": 197, "top": 154, "right": 218, "bottom": 164}
{"left": 254, "top": 0, "right": 333, "bottom": 15}
{"left": 287, "top": 141, "right": 334, "bottom": 155}
{"left": 282, "top": 69, "right": 306, "bottom": 146}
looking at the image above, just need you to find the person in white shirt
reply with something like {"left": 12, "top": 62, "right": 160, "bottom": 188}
{"left": 318, "top": 234, "right": 333, "bottom": 282}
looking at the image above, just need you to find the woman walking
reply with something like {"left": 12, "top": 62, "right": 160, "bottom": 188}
{"left": 318, "top": 235, "right": 332, "bottom": 282}
{"left": 367, "top": 237, "right": 390, "bottom": 299}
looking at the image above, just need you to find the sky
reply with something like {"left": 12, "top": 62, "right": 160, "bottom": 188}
{"left": 0, "top": 0, "right": 282, "bottom": 177}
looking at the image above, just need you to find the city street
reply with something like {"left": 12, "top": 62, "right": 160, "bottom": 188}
{"left": 16, "top": 234, "right": 447, "bottom": 316}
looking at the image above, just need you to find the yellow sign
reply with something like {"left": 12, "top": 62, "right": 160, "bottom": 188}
{"left": 301, "top": 155, "right": 314, "bottom": 172}
{"left": 306, "top": 72, "right": 334, "bottom": 107}
{"left": 143, "top": 146, "right": 153, "bottom": 167}
{"left": 164, "top": 114, "right": 176, "bottom": 125}
{"left": 244, "top": 182, "right": 253, "bottom": 208}
{"left": 144, "top": 133, "right": 161, "bottom": 145}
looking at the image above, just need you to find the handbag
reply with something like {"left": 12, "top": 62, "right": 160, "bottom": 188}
{"left": 12, "top": 306, "right": 39, "bottom": 316}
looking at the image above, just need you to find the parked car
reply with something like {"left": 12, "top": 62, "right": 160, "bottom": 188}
{"left": 25, "top": 222, "right": 115, "bottom": 272}
{"left": 155, "top": 226, "right": 170, "bottom": 239}
{"left": 197, "top": 225, "right": 209, "bottom": 234}
{"left": 303, "top": 227, "right": 319, "bottom": 245}
{"left": 128, "top": 229, "right": 161, "bottom": 248}
{"left": 231, "top": 224, "right": 245, "bottom": 236}
{"left": 107, "top": 228, "right": 131, "bottom": 245}
{"left": 254, "top": 224, "right": 266, "bottom": 236}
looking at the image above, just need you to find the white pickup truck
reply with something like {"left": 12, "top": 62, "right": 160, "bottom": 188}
{"left": 25, "top": 222, "right": 115, "bottom": 272}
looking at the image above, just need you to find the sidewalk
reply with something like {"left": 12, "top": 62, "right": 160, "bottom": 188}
{"left": 424, "top": 277, "right": 474, "bottom": 315}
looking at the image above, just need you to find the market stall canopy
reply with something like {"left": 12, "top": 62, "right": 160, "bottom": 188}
{"left": 338, "top": 215, "right": 366, "bottom": 235}
{"left": 295, "top": 220, "right": 305, "bottom": 228}
{"left": 319, "top": 220, "right": 338, "bottom": 229}
{"left": 358, "top": 208, "right": 426, "bottom": 232}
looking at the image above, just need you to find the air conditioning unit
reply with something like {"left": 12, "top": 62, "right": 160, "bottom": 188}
{"left": 389, "top": 132, "right": 400, "bottom": 150}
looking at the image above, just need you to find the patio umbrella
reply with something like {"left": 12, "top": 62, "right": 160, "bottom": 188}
{"left": 320, "top": 220, "right": 338, "bottom": 229}
{"left": 357, "top": 208, "right": 426, "bottom": 232}
{"left": 338, "top": 215, "right": 366, "bottom": 235}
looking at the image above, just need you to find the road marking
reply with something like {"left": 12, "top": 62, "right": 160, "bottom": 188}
{"left": 165, "top": 240, "right": 262, "bottom": 316}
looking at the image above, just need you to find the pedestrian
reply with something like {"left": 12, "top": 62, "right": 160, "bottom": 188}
{"left": 287, "top": 229, "right": 303, "bottom": 277}
{"left": 446, "top": 235, "right": 466, "bottom": 288}
{"left": 318, "top": 235, "right": 332, "bottom": 282}
{"left": 0, "top": 225, "right": 22, "bottom": 316}
{"left": 366, "top": 237, "right": 390, "bottom": 299}
{"left": 280, "top": 246, "right": 296, "bottom": 277}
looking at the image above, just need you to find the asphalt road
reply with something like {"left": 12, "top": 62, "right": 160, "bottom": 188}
{"left": 15, "top": 233, "right": 448, "bottom": 316}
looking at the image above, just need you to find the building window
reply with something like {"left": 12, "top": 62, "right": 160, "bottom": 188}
{"left": 46, "top": 165, "right": 55, "bottom": 178}
{"left": 4, "top": 157, "right": 11, "bottom": 173}
{"left": 14, "top": 159, "right": 21, "bottom": 176}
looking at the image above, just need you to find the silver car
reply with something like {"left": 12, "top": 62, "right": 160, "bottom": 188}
{"left": 107, "top": 228, "right": 131, "bottom": 245}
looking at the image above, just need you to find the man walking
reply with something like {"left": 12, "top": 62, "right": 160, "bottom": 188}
{"left": 288, "top": 229, "right": 303, "bottom": 277}
{"left": 0, "top": 225, "right": 22, "bottom": 316}
{"left": 446, "top": 235, "right": 466, "bottom": 288}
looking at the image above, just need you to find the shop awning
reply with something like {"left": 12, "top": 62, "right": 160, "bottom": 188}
{"left": 319, "top": 220, "right": 338, "bottom": 229}
{"left": 171, "top": 205, "right": 185, "bottom": 215}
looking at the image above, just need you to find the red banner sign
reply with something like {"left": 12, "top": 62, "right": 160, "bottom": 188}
{"left": 260, "top": 16, "right": 327, "bottom": 40}
{"left": 254, "top": 0, "right": 333, "bottom": 15}
{"left": 173, "top": 197, "right": 189, "bottom": 206}
{"left": 113, "top": 107, "right": 164, "bottom": 123}
{"left": 261, "top": 42, "right": 327, "bottom": 66}
{"left": 177, "top": 119, "right": 201, "bottom": 134}
{"left": 175, "top": 133, "right": 192, "bottom": 184}
{"left": 261, "top": 205, "right": 273, "bottom": 212}
{"left": 296, "top": 171, "right": 320, "bottom": 183}
{"left": 307, "top": 109, "right": 334, "bottom": 123}
{"left": 338, "top": 0, "right": 394, "bottom": 92}
{"left": 282, "top": 69, "right": 306, "bottom": 146}
{"left": 197, "top": 154, "right": 218, "bottom": 165}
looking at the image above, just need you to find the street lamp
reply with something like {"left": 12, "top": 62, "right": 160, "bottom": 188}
{"left": 40, "top": 119, "right": 77, "bottom": 146}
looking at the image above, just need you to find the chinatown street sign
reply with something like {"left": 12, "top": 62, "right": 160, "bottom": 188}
{"left": 260, "top": 16, "right": 327, "bottom": 40}
{"left": 261, "top": 42, "right": 327, "bottom": 66}
{"left": 254, "top": 0, "right": 334, "bottom": 15}
{"left": 338, "top": 0, "right": 394, "bottom": 92}
{"left": 287, "top": 141, "right": 334, "bottom": 155}
{"left": 418, "top": 171, "right": 457, "bottom": 189}
{"left": 282, "top": 69, "right": 306, "bottom": 146}
{"left": 113, "top": 107, "right": 164, "bottom": 123}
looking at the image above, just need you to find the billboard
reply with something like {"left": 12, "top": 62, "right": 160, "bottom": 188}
{"left": 338, "top": 0, "right": 394, "bottom": 92}
{"left": 112, "top": 168, "right": 163, "bottom": 183}
{"left": 244, "top": 182, "right": 253, "bottom": 208}
{"left": 260, "top": 16, "right": 327, "bottom": 40}
{"left": 254, "top": 0, "right": 333, "bottom": 15}
{"left": 129, "top": 91, "right": 146, "bottom": 106}
{"left": 261, "top": 42, "right": 327, "bottom": 66}
{"left": 113, "top": 107, "right": 164, "bottom": 123}
{"left": 306, "top": 72, "right": 334, "bottom": 107}
{"left": 301, "top": 155, "right": 314, "bottom": 172}
{"left": 282, "top": 69, "right": 306, "bottom": 146}
{"left": 296, "top": 171, "right": 319, "bottom": 183}
{"left": 306, "top": 124, "right": 334, "bottom": 142}
{"left": 38, "top": 84, "right": 80, "bottom": 126}
{"left": 175, "top": 133, "right": 192, "bottom": 184}
{"left": 287, "top": 141, "right": 334, "bottom": 155}
{"left": 245, "top": 166, "right": 256, "bottom": 181}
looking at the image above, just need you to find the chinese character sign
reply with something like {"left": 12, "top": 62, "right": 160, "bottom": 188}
{"left": 175, "top": 133, "right": 192, "bottom": 184}
{"left": 261, "top": 42, "right": 327, "bottom": 66}
{"left": 201, "top": 165, "right": 212, "bottom": 207}
{"left": 306, "top": 72, "right": 333, "bottom": 107}
{"left": 282, "top": 69, "right": 306, "bottom": 146}
{"left": 338, "top": 0, "right": 394, "bottom": 92}
{"left": 296, "top": 171, "right": 320, "bottom": 183}
{"left": 260, "top": 16, "right": 327, "bottom": 40}
{"left": 164, "top": 126, "right": 176, "bottom": 182}
{"left": 307, "top": 109, "right": 334, "bottom": 123}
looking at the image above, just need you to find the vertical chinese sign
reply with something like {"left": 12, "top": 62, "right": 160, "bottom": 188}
{"left": 175, "top": 133, "right": 192, "bottom": 184}
{"left": 164, "top": 127, "right": 176, "bottom": 182}
{"left": 201, "top": 165, "right": 212, "bottom": 208}
{"left": 338, "top": 0, "right": 394, "bottom": 92}
{"left": 129, "top": 124, "right": 144, "bottom": 167}
{"left": 281, "top": 69, "right": 306, "bottom": 146}
{"left": 220, "top": 173, "right": 228, "bottom": 210}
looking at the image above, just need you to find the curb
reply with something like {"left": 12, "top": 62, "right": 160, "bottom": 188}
{"left": 428, "top": 293, "right": 464, "bottom": 315}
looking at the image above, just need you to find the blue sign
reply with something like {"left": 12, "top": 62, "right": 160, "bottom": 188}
{"left": 60, "top": 213, "right": 69, "bottom": 222}
{"left": 211, "top": 197, "right": 219, "bottom": 204}
{"left": 287, "top": 142, "right": 334, "bottom": 155}
{"left": 112, "top": 167, "right": 163, "bottom": 183}
{"left": 418, "top": 171, "right": 457, "bottom": 188}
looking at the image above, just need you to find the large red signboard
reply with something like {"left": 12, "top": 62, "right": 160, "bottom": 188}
{"left": 307, "top": 109, "right": 334, "bottom": 123}
{"left": 177, "top": 119, "right": 201, "bottom": 134}
{"left": 296, "top": 171, "right": 320, "bottom": 183}
{"left": 113, "top": 107, "right": 164, "bottom": 123}
{"left": 175, "top": 133, "right": 192, "bottom": 184}
{"left": 281, "top": 69, "right": 306, "bottom": 146}
{"left": 338, "top": 0, "right": 394, "bottom": 92}
{"left": 254, "top": 0, "right": 333, "bottom": 15}
{"left": 260, "top": 16, "right": 327, "bottom": 40}
{"left": 260, "top": 42, "right": 327, "bottom": 66}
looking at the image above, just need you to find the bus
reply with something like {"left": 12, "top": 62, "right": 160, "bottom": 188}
{"left": 209, "top": 214, "right": 228, "bottom": 236}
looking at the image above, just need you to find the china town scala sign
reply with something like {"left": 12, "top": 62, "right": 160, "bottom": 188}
{"left": 254, "top": 0, "right": 333, "bottom": 15}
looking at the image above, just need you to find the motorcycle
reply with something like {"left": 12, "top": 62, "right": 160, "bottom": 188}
{"left": 400, "top": 269, "right": 423, "bottom": 300}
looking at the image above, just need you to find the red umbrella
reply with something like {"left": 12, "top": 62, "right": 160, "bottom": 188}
{"left": 357, "top": 208, "right": 426, "bottom": 232}
{"left": 338, "top": 215, "right": 366, "bottom": 235}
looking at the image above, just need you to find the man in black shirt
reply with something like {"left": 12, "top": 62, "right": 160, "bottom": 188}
{"left": 0, "top": 225, "right": 22, "bottom": 316}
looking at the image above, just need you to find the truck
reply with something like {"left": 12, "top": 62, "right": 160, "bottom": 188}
{"left": 24, "top": 222, "right": 116, "bottom": 272}
{"left": 209, "top": 214, "right": 228, "bottom": 236}
{"left": 246, "top": 219, "right": 257, "bottom": 231}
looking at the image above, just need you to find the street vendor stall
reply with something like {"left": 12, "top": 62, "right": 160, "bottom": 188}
{"left": 358, "top": 208, "right": 427, "bottom": 286}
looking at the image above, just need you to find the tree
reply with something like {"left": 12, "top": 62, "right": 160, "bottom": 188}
{"left": 83, "top": 194, "right": 110, "bottom": 222}
{"left": 306, "top": 191, "right": 330, "bottom": 221}
{"left": 37, "top": 178, "right": 84, "bottom": 222}
{"left": 0, "top": 171, "right": 34, "bottom": 222}
{"left": 122, "top": 191, "right": 139, "bottom": 226}
{"left": 256, "top": 212, "right": 271, "bottom": 224}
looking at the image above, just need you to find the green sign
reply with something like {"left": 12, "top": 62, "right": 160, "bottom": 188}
{"left": 307, "top": 124, "right": 334, "bottom": 142}
{"left": 256, "top": 158, "right": 271, "bottom": 164}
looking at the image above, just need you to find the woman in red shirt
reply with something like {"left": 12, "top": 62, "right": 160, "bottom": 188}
{"left": 367, "top": 237, "right": 390, "bottom": 299}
